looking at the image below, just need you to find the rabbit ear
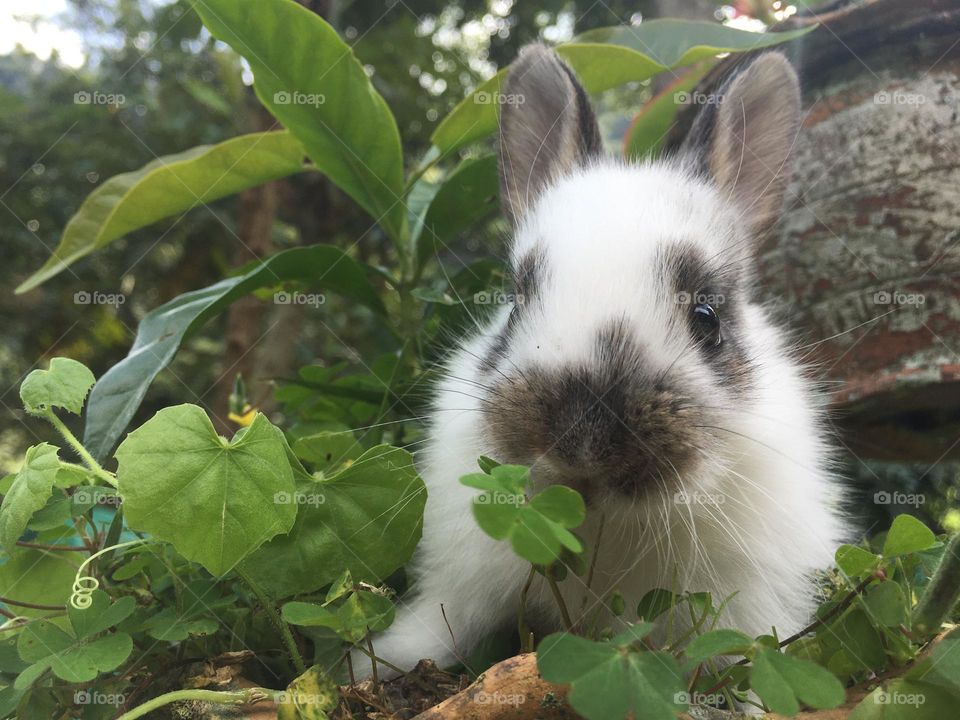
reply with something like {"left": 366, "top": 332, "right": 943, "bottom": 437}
{"left": 498, "top": 44, "right": 602, "bottom": 225}
{"left": 688, "top": 53, "right": 801, "bottom": 234}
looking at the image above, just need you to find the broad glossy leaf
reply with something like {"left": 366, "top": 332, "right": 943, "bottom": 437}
{"left": 624, "top": 61, "right": 714, "bottom": 159}
{"left": 83, "top": 244, "right": 384, "bottom": 460}
{"left": 17, "top": 132, "right": 309, "bottom": 292}
{"left": 410, "top": 154, "right": 499, "bottom": 266}
{"left": 751, "top": 648, "right": 846, "bottom": 715}
{"left": 0, "top": 444, "right": 60, "bottom": 553}
{"left": 882, "top": 515, "right": 937, "bottom": 558}
{"left": 431, "top": 22, "right": 812, "bottom": 154}
{"left": 241, "top": 445, "right": 426, "bottom": 598}
{"left": 195, "top": 0, "right": 405, "bottom": 241}
{"left": 538, "top": 633, "right": 686, "bottom": 720}
{"left": 19, "top": 357, "right": 95, "bottom": 416}
{"left": 116, "top": 405, "right": 297, "bottom": 576}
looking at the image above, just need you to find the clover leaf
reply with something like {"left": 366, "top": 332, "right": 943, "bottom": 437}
{"left": 882, "top": 515, "right": 938, "bottom": 558}
{"left": 460, "top": 464, "right": 585, "bottom": 565}
{"left": 750, "top": 647, "right": 846, "bottom": 715}
{"left": 538, "top": 628, "right": 685, "bottom": 720}
{"left": 15, "top": 591, "right": 134, "bottom": 690}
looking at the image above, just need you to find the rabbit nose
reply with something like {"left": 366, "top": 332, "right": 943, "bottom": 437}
{"left": 550, "top": 383, "right": 630, "bottom": 466}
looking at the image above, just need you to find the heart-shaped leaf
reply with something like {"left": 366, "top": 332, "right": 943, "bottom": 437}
{"left": 241, "top": 445, "right": 426, "bottom": 598}
{"left": 17, "top": 132, "right": 310, "bottom": 292}
{"left": 116, "top": 405, "right": 297, "bottom": 576}
{"left": 0, "top": 444, "right": 61, "bottom": 553}
{"left": 882, "top": 515, "right": 937, "bottom": 558}
{"left": 538, "top": 632, "right": 686, "bottom": 720}
{"left": 751, "top": 647, "right": 846, "bottom": 715}
{"left": 836, "top": 544, "right": 881, "bottom": 577}
{"left": 20, "top": 358, "right": 95, "bottom": 416}
{"left": 685, "top": 629, "right": 754, "bottom": 664}
{"left": 461, "top": 465, "right": 585, "bottom": 565}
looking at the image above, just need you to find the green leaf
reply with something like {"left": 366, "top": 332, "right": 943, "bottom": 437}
{"left": 624, "top": 61, "right": 715, "bottom": 159}
{"left": 684, "top": 629, "right": 753, "bottom": 663}
{"left": 637, "top": 588, "right": 679, "bottom": 622}
{"left": 194, "top": 0, "right": 405, "bottom": 241}
{"left": 16, "top": 591, "right": 134, "bottom": 689}
{"left": 116, "top": 405, "right": 297, "bottom": 576}
{"left": 882, "top": 515, "right": 937, "bottom": 558}
{"left": 277, "top": 664, "right": 339, "bottom": 720}
{"left": 431, "top": 22, "right": 813, "bottom": 154}
{"left": 19, "top": 357, "right": 95, "bottom": 416}
{"left": 848, "top": 679, "right": 957, "bottom": 720}
{"left": 0, "top": 444, "right": 60, "bottom": 553}
{"left": 537, "top": 633, "right": 686, "bottom": 720}
{"left": 409, "top": 154, "right": 499, "bottom": 266}
{"left": 17, "top": 132, "right": 309, "bottom": 292}
{"left": 0, "top": 548, "right": 79, "bottom": 618}
{"left": 291, "top": 429, "right": 362, "bottom": 472}
{"left": 83, "top": 244, "right": 385, "bottom": 460}
{"left": 751, "top": 648, "right": 846, "bottom": 715}
{"left": 862, "top": 581, "right": 908, "bottom": 627}
{"left": 465, "top": 469, "right": 585, "bottom": 565}
{"left": 283, "top": 591, "right": 394, "bottom": 643}
{"left": 837, "top": 544, "right": 881, "bottom": 577}
{"left": 241, "top": 445, "right": 426, "bottom": 598}
{"left": 143, "top": 608, "right": 219, "bottom": 642}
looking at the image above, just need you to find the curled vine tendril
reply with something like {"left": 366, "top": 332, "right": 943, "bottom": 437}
{"left": 70, "top": 539, "right": 150, "bottom": 610}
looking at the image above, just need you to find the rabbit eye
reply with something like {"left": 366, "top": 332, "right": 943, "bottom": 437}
{"left": 691, "top": 303, "right": 722, "bottom": 348}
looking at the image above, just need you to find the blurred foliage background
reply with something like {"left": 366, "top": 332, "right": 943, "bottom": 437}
{"left": 1, "top": 0, "right": 957, "bottom": 539}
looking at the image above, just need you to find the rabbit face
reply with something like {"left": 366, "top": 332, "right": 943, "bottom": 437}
{"left": 484, "top": 46, "right": 802, "bottom": 503}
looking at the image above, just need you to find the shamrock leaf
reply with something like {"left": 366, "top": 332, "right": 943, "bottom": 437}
{"left": 20, "top": 357, "right": 95, "bottom": 416}
{"left": 685, "top": 629, "right": 754, "bottom": 663}
{"left": 538, "top": 630, "right": 685, "bottom": 720}
{"left": 836, "top": 544, "right": 881, "bottom": 577}
{"left": 461, "top": 464, "right": 585, "bottom": 565}
{"left": 750, "top": 647, "right": 846, "bottom": 715}
{"left": 116, "top": 404, "right": 297, "bottom": 576}
{"left": 15, "top": 591, "right": 133, "bottom": 690}
{"left": 882, "top": 515, "right": 938, "bottom": 558}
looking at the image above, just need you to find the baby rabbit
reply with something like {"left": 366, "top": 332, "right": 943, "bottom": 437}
{"left": 354, "top": 45, "right": 846, "bottom": 677}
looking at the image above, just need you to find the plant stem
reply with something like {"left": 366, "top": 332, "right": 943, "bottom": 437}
{"left": 518, "top": 566, "right": 536, "bottom": 652}
{"left": 16, "top": 541, "right": 88, "bottom": 552}
{"left": 777, "top": 573, "right": 877, "bottom": 648}
{"left": 578, "top": 512, "right": 605, "bottom": 622}
{"left": 0, "top": 596, "right": 65, "bottom": 611}
{"left": 43, "top": 409, "right": 116, "bottom": 487}
{"left": 114, "top": 688, "right": 275, "bottom": 720}
{"left": 366, "top": 635, "right": 379, "bottom": 686}
{"left": 912, "top": 530, "right": 960, "bottom": 638}
{"left": 547, "top": 575, "right": 573, "bottom": 631}
{"left": 238, "top": 569, "right": 307, "bottom": 675}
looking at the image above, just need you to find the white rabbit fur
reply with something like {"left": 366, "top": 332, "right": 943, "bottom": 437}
{"left": 352, "top": 46, "right": 847, "bottom": 678}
